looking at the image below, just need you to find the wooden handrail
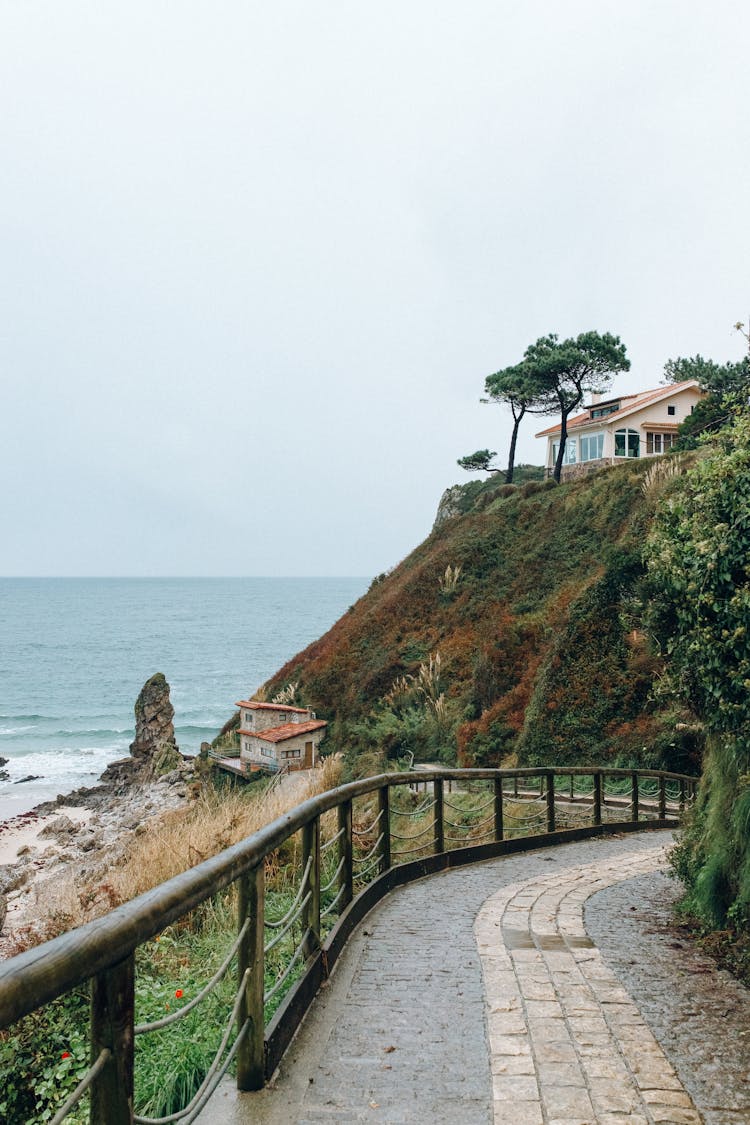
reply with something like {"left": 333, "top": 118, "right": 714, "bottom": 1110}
{"left": 0, "top": 765, "right": 698, "bottom": 1121}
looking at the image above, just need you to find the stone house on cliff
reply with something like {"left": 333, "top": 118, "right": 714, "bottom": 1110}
{"left": 536, "top": 380, "right": 703, "bottom": 479}
{"left": 236, "top": 700, "right": 326, "bottom": 774}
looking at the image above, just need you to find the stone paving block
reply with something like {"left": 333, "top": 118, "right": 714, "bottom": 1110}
{"left": 523, "top": 998, "right": 565, "bottom": 1019}
{"left": 491, "top": 1075, "right": 540, "bottom": 1101}
{"left": 649, "top": 1109, "right": 703, "bottom": 1124}
{"left": 491, "top": 1053, "right": 537, "bottom": 1076}
{"left": 527, "top": 1016, "right": 573, "bottom": 1042}
{"left": 640, "top": 1088, "right": 697, "bottom": 1108}
{"left": 493, "top": 1101, "right": 543, "bottom": 1124}
{"left": 596, "top": 1113, "right": 649, "bottom": 1125}
{"left": 540, "top": 1082, "right": 596, "bottom": 1118}
{"left": 534, "top": 1040, "right": 579, "bottom": 1064}
{"left": 489, "top": 1033, "right": 532, "bottom": 1055}
{"left": 534, "top": 1060, "right": 586, "bottom": 1086}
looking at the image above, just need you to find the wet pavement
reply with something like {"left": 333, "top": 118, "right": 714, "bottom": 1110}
{"left": 198, "top": 831, "right": 750, "bottom": 1124}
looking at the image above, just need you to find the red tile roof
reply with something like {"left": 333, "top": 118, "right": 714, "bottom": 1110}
{"left": 534, "top": 381, "right": 700, "bottom": 438}
{"left": 235, "top": 700, "right": 310, "bottom": 714}
{"left": 239, "top": 719, "right": 328, "bottom": 744}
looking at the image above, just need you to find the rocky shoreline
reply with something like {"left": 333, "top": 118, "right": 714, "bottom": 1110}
{"left": 0, "top": 757, "right": 203, "bottom": 957}
{"left": 0, "top": 672, "right": 205, "bottom": 957}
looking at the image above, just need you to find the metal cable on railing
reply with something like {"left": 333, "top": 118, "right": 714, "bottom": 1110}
{"left": 442, "top": 794, "right": 494, "bottom": 816}
{"left": 134, "top": 970, "right": 250, "bottom": 1125}
{"left": 502, "top": 807, "right": 546, "bottom": 823}
{"left": 50, "top": 1048, "right": 111, "bottom": 1125}
{"left": 353, "top": 832, "right": 384, "bottom": 867}
{"left": 355, "top": 854, "right": 385, "bottom": 879}
{"left": 444, "top": 825, "right": 495, "bottom": 845}
{"left": 389, "top": 819, "right": 434, "bottom": 841}
{"left": 321, "top": 883, "right": 347, "bottom": 919}
{"left": 135, "top": 918, "right": 250, "bottom": 1034}
{"left": 264, "top": 855, "right": 313, "bottom": 929}
{"left": 320, "top": 826, "right": 345, "bottom": 853}
{"left": 320, "top": 856, "right": 346, "bottom": 895}
{"left": 352, "top": 807, "right": 384, "bottom": 838}
{"left": 264, "top": 891, "right": 311, "bottom": 955}
{"left": 442, "top": 812, "right": 495, "bottom": 835}
{"left": 264, "top": 931, "right": 312, "bottom": 1005}
{"left": 390, "top": 836, "right": 436, "bottom": 856}
{"left": 390, "top": 797, "right": 436, "bottom": 818}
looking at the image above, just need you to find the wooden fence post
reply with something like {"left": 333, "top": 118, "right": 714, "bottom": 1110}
{"left": 378, "top": 785, "right": 391, "bottom": 872}
{"left": 338, "top": 800, "right": 353, "bottom": 909}
{"left": 433, "top": 778, "right": 444, "bottom": 854}
{"left": 632, "top": 772, "right": 639, "bottom": 823}
{"left": 302, "top": 817, "right": 320, "bottom": 959}
{"left": 89, "top": 954, "right": 134, "bottom": 1125}
{"left": 658, "top": 775, "right": 667, "bottom": 820}
{"left": 546, "top": 771, "right": 556, "bottom": 833}
{"left": 237, "top": 862, "right": 265, "bottom": 1091}
{"left": 494, "top": 776, "right": 504, "bottom": 842}
{"left": 593, "top": 772, "right": 602, "bottom": 826}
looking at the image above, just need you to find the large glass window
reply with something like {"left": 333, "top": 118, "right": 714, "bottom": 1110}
{"left": 552, "top": 438, "right": 577, "bottom": 464}
{"left": 580, "top": 432, "right": 604, "bottom": 461}
{"left": 614, "top": 429, "right": 640, "bottom": 458}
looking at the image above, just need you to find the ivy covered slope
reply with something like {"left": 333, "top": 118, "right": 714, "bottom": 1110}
{"left": 250, "top": 463, "right": 697, "bottom": 777}
{"left": 648, "top": 411, "right": 750, "bottom": 930}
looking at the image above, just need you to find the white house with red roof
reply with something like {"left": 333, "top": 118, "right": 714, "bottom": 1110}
{"left": 535, "top": 380, "right": 703, "bottom": 479}
{"left": 236, "top": 700, "right": 327, "bottom": 774}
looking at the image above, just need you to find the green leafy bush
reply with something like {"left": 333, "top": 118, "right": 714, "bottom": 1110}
{"left": 648, "top": 409, "right": 750, "bottom": 928}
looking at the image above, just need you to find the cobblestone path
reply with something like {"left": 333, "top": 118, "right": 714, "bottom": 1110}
{"left": 476, "top": 849, "right": 699, "bottom": 1125}
{"left": 201, "top": 831, "right": 748, "bottom": 1124}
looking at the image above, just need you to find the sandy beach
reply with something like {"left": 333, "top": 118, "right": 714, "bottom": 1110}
{"left": 0, "top": 805, "right": 93, "bottom": 868}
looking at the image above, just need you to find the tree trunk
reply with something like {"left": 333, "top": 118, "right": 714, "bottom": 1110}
{"left": 553, "top": 413, "right": 568, "bottom": 483}
{"left": 505, "top": 404, "right": 526, "bottom": 483}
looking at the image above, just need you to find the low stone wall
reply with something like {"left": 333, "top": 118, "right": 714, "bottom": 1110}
{"left": 560, "top": 457, "right": 613, "bottom": 481}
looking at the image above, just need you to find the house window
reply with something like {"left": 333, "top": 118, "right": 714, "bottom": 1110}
{"left": 552, "top": 438, "right": 577, "bottom": 464}
{"left": 280, "top": 748, "right": 302, "bottom": 759}
{"left": 667, "top": 405, "right": 676, "bottom": 416}
{"left": 614, "top": 429, "right": 640, "bottom": 458}
{"left": 646, "top": 433, "right": 675, "bottom": 455}
{"left": 591, "top": 403, "right": 620, "bottom": 419}
{"left": 580, "top": 432, "right": 604, "bottom": 462}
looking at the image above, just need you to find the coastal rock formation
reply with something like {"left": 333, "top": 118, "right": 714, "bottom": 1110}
{"left": 129, "top": 672, "right": 182, "bottom": 777}
{"left": 432, "top": 484, "right": 465, "bottom": 529}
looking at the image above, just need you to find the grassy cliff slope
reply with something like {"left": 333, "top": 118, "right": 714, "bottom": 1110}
{"left": 241, "top": 462, "right": 699, "bottom": 776}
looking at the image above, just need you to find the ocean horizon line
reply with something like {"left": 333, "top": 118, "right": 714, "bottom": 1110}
{"left": 0, "top": 574, "right": 371, "bottom": 581}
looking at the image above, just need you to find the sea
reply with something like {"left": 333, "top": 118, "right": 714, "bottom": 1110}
{"left": 0, "top": 577, "right": 368, "bottom": 822}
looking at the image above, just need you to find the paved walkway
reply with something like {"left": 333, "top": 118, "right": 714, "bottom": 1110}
{"left": 201, "top": 831, "right": 750, "bottom": 1124}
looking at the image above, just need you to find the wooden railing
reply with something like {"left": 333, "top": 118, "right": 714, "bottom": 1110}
{"left": 0, "top": 766, "right": 698, "bottom": 1123}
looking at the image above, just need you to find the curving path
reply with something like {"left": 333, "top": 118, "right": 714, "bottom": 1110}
{"left": 200, "top": 831, "right": 750, "bottom": 1124}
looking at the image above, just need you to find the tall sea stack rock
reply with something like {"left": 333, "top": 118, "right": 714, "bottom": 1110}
{"left": 129, "top": 673, "right": 182, "bottom": 777}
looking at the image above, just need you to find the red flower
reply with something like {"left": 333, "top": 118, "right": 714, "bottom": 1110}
{"left": 61, "top": 1051, "right": 71, "bottom": 1059}
{"left": 175, "top": 989, "right": 183, "bottom": 999}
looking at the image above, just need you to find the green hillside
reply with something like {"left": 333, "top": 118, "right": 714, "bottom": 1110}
{"left": 235, "top": 459, "right": 699, "bottom": 778}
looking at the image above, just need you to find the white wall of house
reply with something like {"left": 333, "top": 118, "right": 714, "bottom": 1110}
{"left": 544, "top": 384, "right": 702, "bottom": 471}
{"left": 240, "top": 730, "right": 323, "bottom": 771}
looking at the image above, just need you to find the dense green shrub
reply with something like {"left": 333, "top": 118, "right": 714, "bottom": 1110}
{"left": 648, "top": 410, "right": 750, "bottom": 928}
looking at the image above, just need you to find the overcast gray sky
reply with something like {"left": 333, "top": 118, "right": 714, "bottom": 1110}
{"left": 2, "top": 1, "right": 749, "bottom": 577}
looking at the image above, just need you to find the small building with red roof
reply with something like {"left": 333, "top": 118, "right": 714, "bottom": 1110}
{"left": 235, "top": 700, "right": 327, "bottom": 774}
{"left": 535, "top": 380, "right": 703, "bottom": 479}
